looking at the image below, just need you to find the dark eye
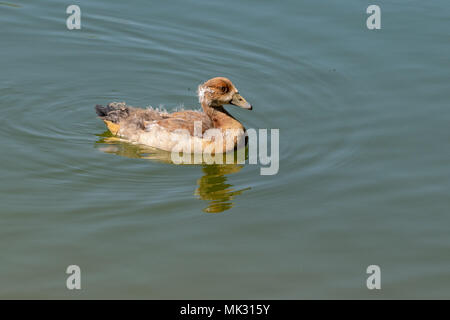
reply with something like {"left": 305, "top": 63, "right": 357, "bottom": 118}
{"left": 221, "top": 86, "right": 228, "bottom": 93}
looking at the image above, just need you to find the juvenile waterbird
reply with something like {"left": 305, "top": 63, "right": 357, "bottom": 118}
{"left": 95, "top": 77, "right": 252, "bottom": 153}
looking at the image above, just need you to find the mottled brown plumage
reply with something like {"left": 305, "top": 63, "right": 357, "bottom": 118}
{"left": 95, "top": 77, "right": 252, "bottom": 153}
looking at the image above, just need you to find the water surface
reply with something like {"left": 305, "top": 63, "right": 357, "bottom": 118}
{"left": 1, "top": 0, "right": 450, "bottom": 298}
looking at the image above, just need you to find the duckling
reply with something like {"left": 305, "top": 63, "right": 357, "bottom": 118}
{"left": 95, "top": 77, "right": 252, "bottom": 153}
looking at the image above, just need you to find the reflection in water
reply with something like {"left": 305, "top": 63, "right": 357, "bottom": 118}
{"left": 195, "top": 164, "right": 250, "bottom": 213}
{"left": 95, "top": 131, "right": 250, "bottom": 213}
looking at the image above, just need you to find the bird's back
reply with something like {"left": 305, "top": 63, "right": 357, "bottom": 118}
{"left": 95, "top": 102, "right": 215, "bottom": 149}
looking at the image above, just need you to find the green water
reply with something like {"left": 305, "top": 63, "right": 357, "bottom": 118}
{"left": 1, "top": 0, "right": 449, "bottom": 299}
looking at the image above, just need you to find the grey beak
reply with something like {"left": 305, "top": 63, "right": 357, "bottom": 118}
{"left": 230, "top": 93, "right": 252, "bottom": 110}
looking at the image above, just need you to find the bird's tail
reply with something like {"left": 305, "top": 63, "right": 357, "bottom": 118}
{"left": 95, "top": 102, "right": 130, "bottom": 135}
{"left": 95, "top": 104, "right": 112, "bottom": 117}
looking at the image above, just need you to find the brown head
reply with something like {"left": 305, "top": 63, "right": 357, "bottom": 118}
{"left": 197, "top": 77, "right": 252, "bottom": 110}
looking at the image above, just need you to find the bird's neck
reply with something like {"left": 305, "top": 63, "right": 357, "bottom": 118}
{"left": 201, "top": 101, "right": 244, "bottom": 130}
